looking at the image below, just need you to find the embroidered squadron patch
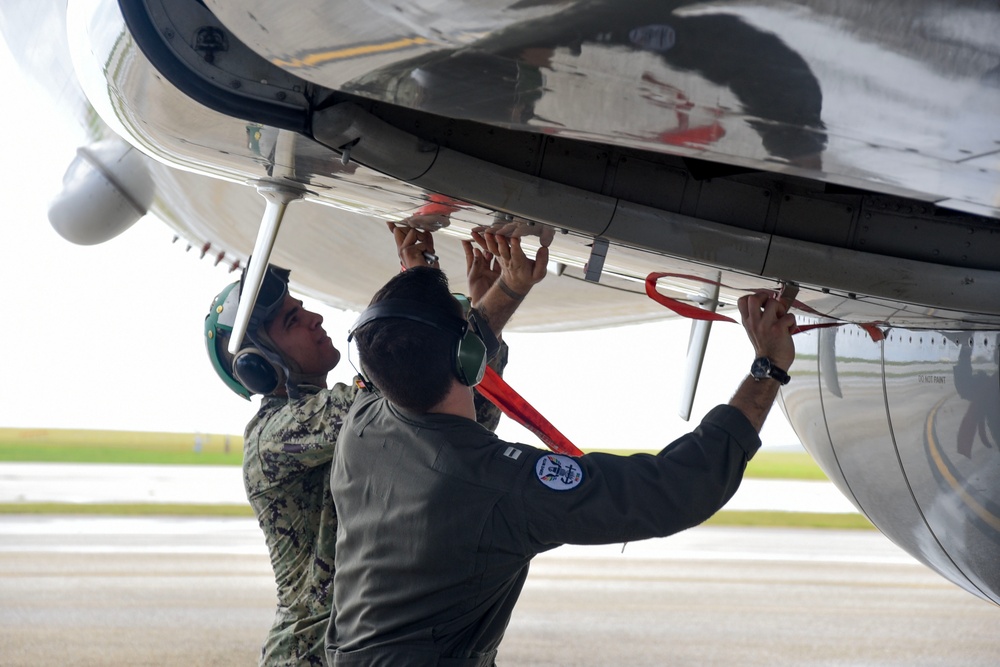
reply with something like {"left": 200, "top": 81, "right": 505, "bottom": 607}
{"left": 535, "top": 454, "right": 583, "bottom": 491}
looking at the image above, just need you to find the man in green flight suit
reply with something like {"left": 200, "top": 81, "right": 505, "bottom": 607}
{"left": 327, "top": 242, "right": 795, "bottom": 665}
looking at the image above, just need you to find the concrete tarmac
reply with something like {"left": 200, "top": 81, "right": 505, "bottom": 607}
{"left": 1, "top": 516, "right": 997, "bottom": 666}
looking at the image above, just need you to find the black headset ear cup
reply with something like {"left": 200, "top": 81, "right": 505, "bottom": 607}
{"left": 232, "top": 347, "right": 283, "bottom": 395}
{"left": 455, "top": 331, "right": 487, "bottom": 387}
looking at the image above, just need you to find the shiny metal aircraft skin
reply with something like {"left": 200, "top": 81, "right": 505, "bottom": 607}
{"left": 2, "top": 0, "right": 998, "bottom": 606}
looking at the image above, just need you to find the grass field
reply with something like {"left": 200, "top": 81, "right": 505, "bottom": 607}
{"left": 0, "top": 428, "right": 824, "bottom": 479}
{"left": 0, "top": 427, "right": 242, "bottom": 465}
{"left": 0, "top": 427, "right": 867, "bottom": 528}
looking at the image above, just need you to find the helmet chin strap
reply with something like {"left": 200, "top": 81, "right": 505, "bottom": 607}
{"left": 287, "top": 371, "right": 328, "bottom": 392}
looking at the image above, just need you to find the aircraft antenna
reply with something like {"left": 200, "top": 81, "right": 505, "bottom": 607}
{"left": 678, "top": 272, "right": 721, "bottom": 421}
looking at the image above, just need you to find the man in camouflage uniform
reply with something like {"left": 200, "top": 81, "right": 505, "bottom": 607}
{"left": 205, "top": 225, "right": 516, "bottom": 666}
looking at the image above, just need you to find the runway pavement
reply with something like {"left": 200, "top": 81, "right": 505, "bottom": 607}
{"left": 1, "top": 516, "right": 997, "bottom": 666}
{"left": 3, "top": 463, "right": 997, "bottom": 665}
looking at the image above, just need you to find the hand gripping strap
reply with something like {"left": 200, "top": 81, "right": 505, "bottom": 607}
{"left": 645, "top": 272, "right": 885, "bottom": 342}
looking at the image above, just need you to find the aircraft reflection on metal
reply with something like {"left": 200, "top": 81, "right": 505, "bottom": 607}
{"left": 1, "top": 0, "right": 997, "bottom": 605}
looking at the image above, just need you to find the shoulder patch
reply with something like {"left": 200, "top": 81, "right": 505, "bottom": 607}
{"left": 534, "top": 454, "right": 583, "bottom": 491}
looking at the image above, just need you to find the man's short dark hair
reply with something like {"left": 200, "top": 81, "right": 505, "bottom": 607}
{"left": 354, "top": 267, "right": 465, "bottom": 412}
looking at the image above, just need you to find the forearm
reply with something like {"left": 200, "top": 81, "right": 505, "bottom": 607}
{"left": 728, "top": 374, "right": 782, "bottom": 434}
{"left": 475, "top": 279, "right": 525, "bottom": 337}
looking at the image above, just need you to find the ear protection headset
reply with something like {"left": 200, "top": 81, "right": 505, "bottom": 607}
{"left": 232, "top": 346, "right": 285, "bottom": 395}
{"left": 348, "top": 298, "right": 487, "bottom": 387}
{"left": 230, "top": 264, "right": 298, "bottom": 396}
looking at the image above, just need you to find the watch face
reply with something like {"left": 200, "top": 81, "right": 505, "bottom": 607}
{"left": 751, "top": 357, "right": 770, "bottom": 379}
{"left": 751, "top": 356, "right": 790, "bottom": 384}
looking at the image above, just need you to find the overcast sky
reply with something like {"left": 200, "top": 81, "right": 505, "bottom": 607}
{"left": 0, "top": 42, "right": 800, "bottom": 451}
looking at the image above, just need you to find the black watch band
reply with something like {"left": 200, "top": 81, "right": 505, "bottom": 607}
{"left": 750, "top": 356, "right": 791, "bottom": 385}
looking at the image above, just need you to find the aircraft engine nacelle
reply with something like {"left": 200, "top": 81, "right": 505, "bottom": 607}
{"left": 783, "top": 323, "right": 1000, "bottom": 607}
{"left": 48, "top": 139, "right": 154, "bottom": 245}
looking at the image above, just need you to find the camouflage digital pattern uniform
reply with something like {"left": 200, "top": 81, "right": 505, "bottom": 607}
{"left": 245, "top": 381, "right": 357, "bottom": 666}
{"left": 244, "top": 342, "right": 507, "bottom": 666}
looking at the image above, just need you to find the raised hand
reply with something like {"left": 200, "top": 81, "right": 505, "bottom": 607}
{"left": 737, "top": 292, "right": 796, "bottom": 371}
{"left": 477, "top": 231, "right": 548, "bottom": 299}
{"left": 463, "top": 235, "right": 501, "bottom": 307}
{"left": 388, "top": 221, "right": 439, "bottom": 270}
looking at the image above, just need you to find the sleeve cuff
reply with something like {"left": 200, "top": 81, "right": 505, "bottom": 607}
{"left": 701, "top": 404, "right": 762, "bottom": 460}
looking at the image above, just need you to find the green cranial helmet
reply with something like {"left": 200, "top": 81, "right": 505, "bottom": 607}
{"left": 205, "top": 280, "right": 251, "bottom": 399}
{"left": 205, "top": 265, "right": 293, "bottom": 399}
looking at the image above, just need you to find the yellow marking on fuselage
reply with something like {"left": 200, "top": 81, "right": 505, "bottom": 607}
{"left": 272, "top": 37, "right": 432, "bottom": 68}
{"left": 925, "top": 399, "right": 1000, "bottom": 532}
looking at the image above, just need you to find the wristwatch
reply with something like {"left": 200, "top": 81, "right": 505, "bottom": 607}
{"left": 750, "top": 357, "right": 791, "bottom": 385}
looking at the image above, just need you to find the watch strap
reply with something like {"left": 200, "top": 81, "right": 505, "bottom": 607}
{"left": 767, "top": 363, "right": 791, "bottom": 385}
